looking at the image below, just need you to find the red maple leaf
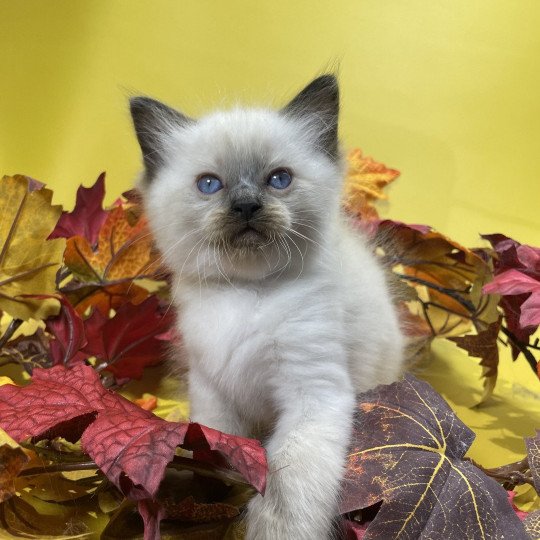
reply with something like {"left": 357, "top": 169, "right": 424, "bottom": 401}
{"left": 48, "top": 173, "right": 109, "bottom": 246}
{"left": 0, "top": 364, "right": 267, "bottom": 503}
{"left": 482, "top": 234, "right": 540, "bottom": 359}
{"left": 484, "top": 269, "right": 540, "bottom": 328}
{"left": 82, "top": 296, "right": 174, "bottom": 379}
{"left": 44, "top": 295, "right": 88, "bottom": 366}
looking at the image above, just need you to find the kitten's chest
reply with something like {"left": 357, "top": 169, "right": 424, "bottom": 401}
{"left": 178, "top": 286, "right": 275, "bottom": 392}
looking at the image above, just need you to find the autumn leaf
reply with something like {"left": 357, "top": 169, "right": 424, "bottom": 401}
{"left": 183, "top": 422, "right": 267, "bottom": 495}
{"left": 82, "top": 296, "right": 174, "bottom": 379}
{"left": 0, "top": 364, "right": 267, "bottom": 502}
{"left": 524, "top": 431, "right": 540, "bottom": 539}
{"left": 484, "top": 269, "right": 540, "bottom": 329}
{"left": 482, "top": 233, "right": 540, "bottom": 361}
{"left": 375, "top": 220, "right": 499, "bottom": 337}
{"left": 44, "top": 294, "right": 88, "bottom": 367}
{"left": 343, "top": 149, "right": 400, "bottom": 220}
{"left": 0, "top": 430, "right": 29, "bottom": 503}
{"left": 341, "top": 375, "right": 528, "bottom": 539}
{"left": 448, "top": 319, "right": 501, "bottom": 402}
{"left": 0, "top": 175, "right": 64, "bottom": 320}
{"left": 63, "top": 204, "right": 161, "bottom": 314}
{"left": 48, "top": 172, "right": 109, "bottom": 246}
{"left": 135, "top": 394, "right": 158, "bottom": 411}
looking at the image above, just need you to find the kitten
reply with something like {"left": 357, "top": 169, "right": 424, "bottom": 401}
{"left": 130, "top": 75, "right": 404, "bottom": 539}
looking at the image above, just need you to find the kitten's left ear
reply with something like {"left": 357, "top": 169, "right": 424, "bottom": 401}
{"left": 130, "top": 96, "right": 193, "bottom": 179}
{"left": 282, "top": 74, "right": 340, "bottom": 160}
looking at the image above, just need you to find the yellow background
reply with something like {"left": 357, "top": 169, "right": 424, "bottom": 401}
{"left": 2, "top": 0, "right": 540, "bottom": 510}
{"left": 1, "top": 0, "right": 539, "bottom": 247}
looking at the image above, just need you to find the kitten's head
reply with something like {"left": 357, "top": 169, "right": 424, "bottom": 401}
{"left": 130, "top": 75, "right": 343, "bottom": 282}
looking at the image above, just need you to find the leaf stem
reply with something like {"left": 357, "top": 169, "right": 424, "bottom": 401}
{"left": 466, "top": 456, "right": 535, "bottom": 490}
{"left": 500, "top": 326, "right": 538, "bottom": 374}
{"left": 18, "top": 455, "right": 252, "bottom": 489}
{"left": 0, "top": 318, "right": 23, "bottom": 349}
{"left": 395, "top": 273, "right": 476, "bottom": 312}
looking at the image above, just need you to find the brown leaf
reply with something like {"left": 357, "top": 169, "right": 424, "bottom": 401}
{"left": 523, "top": 510, "right": 540, "bottom": 539}
{"left": 0, "top": 436, "right": 29, "bottom": 503}
{"left": 163, "top": 496, "right": 239, "bottom": 522}
{"left": 375, "top": 220, "right": 499, "bottom": 338}
{"left": 341, "top": 375, "right": 529, "bottom": 539}
{"left": 448, "top": 319, "right": 502, "bottom": 402}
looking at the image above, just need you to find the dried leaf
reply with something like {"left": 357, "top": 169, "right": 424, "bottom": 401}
{"left": 484, "top": 269, "right": 540, "bottom": 328}
{"left": 374, "top": 220, "right": 499, "bottom": 338}
{"left": 0, "top": 175, "right": 64, "bottom": 320}
{"left": 448, "top": 319, "right": 501, "bottom": 402}
{"left": 44, "top": 295, "right": 88, "bottom": 367}
{"left": 525, "top": 430, "right": 540, "bottom": 493}
{"left": 524, "top": 510, "right": 540, "bottom": 539}
{"left": 183, "top": 423, "right": 267, "bottom": 495}
{"left": 162, "top": 496, "right": 239, "bottom": 522}
{"left": 82, "top": 296, "right": 174, "bottom": 379}
{"left": 0, "top": 430, "right": 29, "bottom": 503}
{"left": 63, "top": 205, "right": 161, "bottom": 314}
{"left": 343, "top": 149, "right": 400, "bottom": 220}
{"left": 135, "top": 394, "right": 158, "bottom": 411}
{"left": 341, "top": 375, "right": 528, "bottom": 539}
{"left": 0, "top": 364, "right": 267, "bottom": 506}
{"left": 48, "top": 173, "right": 109, "bottom": 246}
{"left": 482, "top": 234, "right": 540, "bottom": 359}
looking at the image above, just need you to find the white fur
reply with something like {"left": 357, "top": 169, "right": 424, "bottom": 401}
{"left": 140, "top": 105, "right": 404, "bottom": 539}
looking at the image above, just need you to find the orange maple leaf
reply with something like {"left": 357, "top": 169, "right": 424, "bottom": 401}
{"left": 343, "top": 148, "right": 400, "bottom": 220}
{"left": 63, "top": 205, "right": 162, "bottom": 314}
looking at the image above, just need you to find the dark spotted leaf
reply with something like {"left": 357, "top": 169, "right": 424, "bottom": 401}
{"left": 341, "top": 375, "right": 528, "bottom": 539}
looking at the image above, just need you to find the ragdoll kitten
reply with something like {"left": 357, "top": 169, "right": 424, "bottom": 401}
{"left": 130, "top": 75, "right": 404, "bottom": 539}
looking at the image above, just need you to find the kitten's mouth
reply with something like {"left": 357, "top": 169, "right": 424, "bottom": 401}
{"left": 229, "top": 224, "right": 268, "bottom": 249}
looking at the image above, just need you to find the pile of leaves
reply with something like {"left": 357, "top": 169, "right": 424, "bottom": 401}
{"left": 0, "top": 153, "right": 538, "bottom": 539}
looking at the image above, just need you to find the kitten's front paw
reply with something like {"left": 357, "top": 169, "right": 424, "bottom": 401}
{"left": 246, "top": 493, "right": 328, "bottom": 540}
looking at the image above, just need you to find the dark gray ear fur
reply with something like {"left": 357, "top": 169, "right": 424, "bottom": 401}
{"left": 130, "top": 96, "right": 193, "bottom": 179}
{"left": 282, "top": 74, "right": 340, "bottom": 160}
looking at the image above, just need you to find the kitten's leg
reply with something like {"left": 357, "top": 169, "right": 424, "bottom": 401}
{"left": 246, "top": 357, "right": 355, "bottom": 540}
{"left": 188, "top": 369, "right": 247, "bottom": 436}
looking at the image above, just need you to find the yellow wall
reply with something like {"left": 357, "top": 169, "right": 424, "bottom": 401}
{"left": 1, "top": 0, "right": 539, "bottom": 247}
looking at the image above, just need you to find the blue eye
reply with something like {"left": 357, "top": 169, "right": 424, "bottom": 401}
{"left": 197, "top": 175, "right": 223, "bottom": 194}
{"left": 268, "top": 170, "right": 292, "bottom": 190}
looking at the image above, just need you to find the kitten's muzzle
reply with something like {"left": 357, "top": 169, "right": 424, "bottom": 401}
{"left": 231, "top": 200, "right": 262, "bottom": 221}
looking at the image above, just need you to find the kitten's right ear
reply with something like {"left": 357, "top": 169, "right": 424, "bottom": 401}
{"left": 130, "top": 96, "right": 193, "bottom": 178}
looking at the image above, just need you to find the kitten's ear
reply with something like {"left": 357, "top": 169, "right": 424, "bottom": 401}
{"left": 282, "top": 74, "right": 340, "bottom": 160}
{"left": 130, "top": 96, "right": 193, "bottom": 178}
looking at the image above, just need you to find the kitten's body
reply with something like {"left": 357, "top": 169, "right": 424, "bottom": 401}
{"left": 131, "top": 76, "right": 404, "bottom": 539}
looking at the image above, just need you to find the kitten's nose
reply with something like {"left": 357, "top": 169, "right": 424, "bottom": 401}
{"left": 232, "top": 201, "right": 262, "bottom": 221}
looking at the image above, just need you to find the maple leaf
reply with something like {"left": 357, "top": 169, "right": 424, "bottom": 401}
{"left": 482, "top": 233, "right": 540, "bottom": 361}
{"left": 62, "top": 204, "right": 162, "bottom": 314}
{"left": 448, "top": 319, "right": 502, "bottom": 402}
{"left": 0, "top": 175, "right": 64, "bottom": 320}
{"left": 82, "top": 296, "right": 174, "bottom": 379}
{"left": 43, "top": 294, "right": 87, "bottom": 366}
{"left": 0, "top": 364, "right": 267, "bottom": 503}
{"left": 341, "top": 375, "right": 528, "bottom": 539}
{"left": 484, "top": 269, "right": 540, "bottom": 328}
{"left": 374, "top": 220, "right": 499, "bottom": 337}
{"left": 343, "top": 149, "right": 400, "bottom": 220}
{"left": 48, "top": 172, "right": 109, "bottom": 246}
